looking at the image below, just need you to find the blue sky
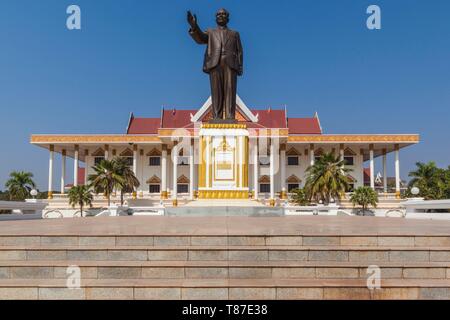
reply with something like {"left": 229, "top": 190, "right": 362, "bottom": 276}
{"left": 0, "top": 0, "right": 449, "bottom": 190}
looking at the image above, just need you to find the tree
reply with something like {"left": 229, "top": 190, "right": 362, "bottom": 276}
{"left": 408, "top": 162, "right": 445, "bottom": 200}
{"left": 350, "top": 186, "right": 378, "bottom": 214}
{"left": 88, "top": 159, "right": 124, "bottom": 207}
{"left": 4, "top": 171, "right": 36, "bottom": 201}
{"left": 304, "top": 152, "right": 352, "bottom": 205}
{"left": 444, "top": 166, "right": 450, "bottom": 199}
{"left": 68, "top": 185, "right": 93, "bottom": 217}
{"left": 290, "top": 188, "right": 309, "bottom": 206}
{"left": 112, "top": 157, "right": 140, "bottom": 206}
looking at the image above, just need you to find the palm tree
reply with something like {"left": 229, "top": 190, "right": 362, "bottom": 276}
{"left": 88, "top": 159, "right": 124, "bottom": 207}
{"left": 68, "top": 185, "right": 93, "bottom": 217}
{"left": 350, "top": 186, "right": 378, "bottom": 214}
{"left": 112, "top": 157, "right": 140, "bottom": 206}
{"left": 408, "top": 161, "right": 444, "bottom": 200}
{"left": 290, "top": 188, "right": 309, "bottom": 206}
{"left": 304, "top": 152, "right": 352, "bottom": 205}
{"left": 5, "top": 171, "right": 36, "bottom": 201}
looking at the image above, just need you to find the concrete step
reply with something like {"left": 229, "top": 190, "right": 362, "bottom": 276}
{"left": 0, "top": 260, "right": 449, "bottom": 280}
{"left": 2, "top": 245, "right": 450, "bottom": 262}
{"left": 1, "top": 235, "right": 450, "bottom": 247}
{"left": 0, "top": 278, "right": 449, "bottom": 299}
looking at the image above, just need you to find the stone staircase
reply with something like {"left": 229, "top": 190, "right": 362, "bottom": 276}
{"left": 0, "top": 234, "right": 450, "bottom": 299}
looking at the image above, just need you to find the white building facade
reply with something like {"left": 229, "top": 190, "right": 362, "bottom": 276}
{"left": 31, "top": 96, "right": 419, "bottom": 206}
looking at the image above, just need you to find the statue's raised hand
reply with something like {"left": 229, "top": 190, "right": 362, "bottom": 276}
{"left": 187, "top": 11, "right": 198, "bottom": 29}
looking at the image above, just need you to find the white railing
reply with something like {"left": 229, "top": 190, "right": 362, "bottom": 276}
{"left": 0, "top": 200, "right": 47, "bottom": 220}
{"left": 284, "top": 204, "right": 339, "bottom": 216}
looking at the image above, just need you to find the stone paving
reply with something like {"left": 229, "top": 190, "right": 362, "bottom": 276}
{"left": 1, "top": 215, "right": 450, "bottom": 236}
{"left": 0, "top": 216, "right": 450, "bottom": 299}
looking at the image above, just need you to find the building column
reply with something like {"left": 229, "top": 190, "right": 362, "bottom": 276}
{"left": 369, "top": 144, "right": 374, "bottom": 190}
{"left": 139, "top": 149, "right": 144, "bottom": 198}
{"left": 205, "top": 137, "right": 211, "bottom": 188}
{"left": 132, "top": 145, "right": 138, "bottom": 175}
{"left": 269, "top": 140, "right": 275, "bottom": 206}
{"left": 395, "top": 144, "right": 401, "bottom": 198}
{"left": 104, "top": 144, "right": 109, "bottom": 160}
{"left": 73, "top": 145, "right": 79, "bottom": 187}
{"left": 189, "top": 139, "right": 194, "bottom": 200}
{"left": 172, "top": 142, "right": 178, "bottom": 206}
{"left": 161, "top": 145, "right": 168, "bottom": 199}
{"left": 131, "top": 145, "right": 138, "bottom": 199}
{"left": 310, "top": 144, "right": 315, "bottom": 166}
{"left": 60, "top": 149, "right": 66, "bottom": 194}
{"left": 382, "top": 149, "right": 387, "bottom": 193}
{"left": 280, "top": 144, "right": 286, "bottom": 199}
{"left": 339, "top": 144, "right": 345, "bottom": 162}
{"left": 84, "top": 149, "right": 89, "bottom": 187}
{"left": 48, "top": 145, "right": 54, "bottom": 199}
{"left": 253, "top": 139, "right": 259, "bottom": 200}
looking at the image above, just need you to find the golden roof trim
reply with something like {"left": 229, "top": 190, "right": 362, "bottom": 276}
{"left": 31, "top": 135, "right": 161, "bottom": 144}
{"left": 287, "top": 134, "right": 420, "bottom": 143}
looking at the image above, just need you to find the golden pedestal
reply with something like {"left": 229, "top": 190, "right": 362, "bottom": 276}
{"left": 269, "top": 199, "right": 276, "bottom": 207}
{"left": 47, "top": 191, "right": 53, "bottom": 200}
{"left": 198, "top": 123, "right": 249, "bottom": 199}
{"left": 161, "top": 191, "right": 168, "bottom": 200}
{"left": 172, "top": 199, "right": 178, "bottom": 207}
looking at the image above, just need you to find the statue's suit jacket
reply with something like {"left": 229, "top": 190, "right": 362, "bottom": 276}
{"left": 189, "top": 26, "right": 243, "bottom": 76}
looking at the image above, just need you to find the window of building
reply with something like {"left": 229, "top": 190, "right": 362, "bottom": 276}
{"left": 177, "top": 184, "right": 189, "bottom": 193}
{"left": 259, "top": 183, "right": 270, "bottom": 193}
{"left": 259, "top": 156, "right": 270, "bottom": 166}
{"left": 122, "top": 157, "right": 133, "bottom": 167}
{"left": 149, "top": 184, "right": 160, "bottom": 194}
{"left": 94, "top": 157, "right": 104, "bottom": 166}
{"left": 288, "top": 184, "right": 300, "bottom": 192}
{"left": 344, "top": 156, "right": 354, "bottom": 166}
{"left": 178, "top": 156, "right": 189, "bottom": 166}
{"left": 149, "top": 156, "right": 161, "bottom": 166}
{"left": 287, "top": 156, "right": 299, "bottom": 166}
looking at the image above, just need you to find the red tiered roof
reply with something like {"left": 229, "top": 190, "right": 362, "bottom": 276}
{"left": 287, "top": 118, "right": 322, "bottom": 134}
{"left": 161, "top": 109, "right": 196, "bottom": 128}
{"left": 127, "top": 117, "right": 160, "bottom": 134}
{"left": 126, "top": 107, "right": 322, "bottom": 134}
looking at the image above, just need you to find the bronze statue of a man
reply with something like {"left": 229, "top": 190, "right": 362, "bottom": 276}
{"left": 187, "top": 9, "right": 243, "bottom": 122}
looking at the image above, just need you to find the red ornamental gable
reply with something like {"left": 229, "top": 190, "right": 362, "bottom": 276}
{"left": 200, "top": 109, "right": 248, "bottom": 122}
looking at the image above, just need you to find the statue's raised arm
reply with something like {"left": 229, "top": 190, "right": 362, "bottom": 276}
{"left": 187, "top": 10, "right": 208, "bottom": 44}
